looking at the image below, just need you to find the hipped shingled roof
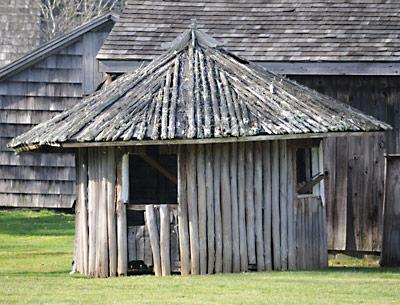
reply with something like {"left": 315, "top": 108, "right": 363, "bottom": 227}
{"left": 9, "top": 28, "right": 390, "bottom": 152}
{"left": 97, "top": 0, "right": 400, "bottom": 62}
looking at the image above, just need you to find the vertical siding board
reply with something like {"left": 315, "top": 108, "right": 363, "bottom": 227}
{"left": 196, "top": 145, "right": 208, "bottom": 274}
{"left": 245, "top": 142, "right": 256, "bottom": 266}
{"left": 213, "top": 144, "right": 223, "bottom": 273}
{"left": 287, "top": 142, "right": 296, "bottom": 270}
{"left": 271, "top": 141, "right": 281, "bottom": 270}
{"left": 230, "top": 143, "right": 241, "bottom": 272}
{"left": 205, "top": 144, "right": 215, "bottom": 274}
{"left": 237, "top": 142, "right": 248, "bottom": 271}
{"left": 254, "top": 142, "right": 265, "bottom": 271}
{"left": 279, "top": 140, "right": 288, "bottom": 270}
{"left": 262, "top": 141, "right": 272, "bottom": 270}
{"left": 177, "top": 145, "right": 191, "bottom": 275}
{"left": 221, "top": 143, "right": 232, "bottom": 272}
{"left": 187, "top": 145, "right": 200, "bottom": 275}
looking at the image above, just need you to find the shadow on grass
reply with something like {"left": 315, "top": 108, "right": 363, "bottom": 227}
{"left": 0, "top": 212, "right": 74, "bottom": 237}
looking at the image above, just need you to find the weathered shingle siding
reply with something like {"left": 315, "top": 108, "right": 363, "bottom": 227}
{"left": 0, "top": 0, "right": 41, "bottom": 67}
{"left": 98, "top": 0, "right": 400, "bottom": 62}
{"left": 0, "top": 23, "right": 113, "bottom": 208}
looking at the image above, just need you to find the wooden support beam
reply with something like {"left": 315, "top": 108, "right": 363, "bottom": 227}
{"left": 213, "top": 144, "right": 223, "bottom": 273}
{"left": 271, "top": 141, "right": 281, "bottom": 270}
{"left": 230, "top": 143, "right": 240, "bottom": 273}
{"left": 237, "top": 143, "right": 248, "bottom": 272}
{"left": 221, "top": 144, "right": 232, "bottom": 272}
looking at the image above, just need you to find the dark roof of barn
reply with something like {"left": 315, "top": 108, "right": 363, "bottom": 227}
{"left": 97, "top": 0, "right": 400, "bottom": 62}
{"left": 9, "top": 28, "right": 390, "bottom": 152}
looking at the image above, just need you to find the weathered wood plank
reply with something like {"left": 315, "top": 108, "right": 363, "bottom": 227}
{"left": 187, "top": 145, "right": 200, "bottom": 274}
{"left": 262, "top": 141, "right": 272, "bottom": 270}
{"left": 106, "top": 147, "right": 117, "bottom": 276}
{"left": 116, "top": 151, "right": 128, "bottom": 276}
{"left": 245, "top": 142, "right": 256, "bottom": 266}
{"left": 271, "top": 141, "right": 281, "bottom": 270}
{"left": 160, "top": 205, "right": 171, "bottom": 276}
{"left": 237, "top": 142, "right": 248, "bottom": 271}
{"left": 146, "top": 205, "right": 162, "bottom": 276}
{"left": 177, "top": 145, "right": 191, "bottom": 275}
{"left": 205, "top": 144, "right": 215, "bottom": 274}
{"left": 221, "top": 143, "right": 232, "bottom": 273}
{"left": 279, "top": 140, "right": 288, "bottom": 270}
{"left": 196, "top": 145, "right": 207, "bottom": 274}
{"left": 213, "top": 144, "right": 223, "bottom": 273}
{"left": 254, "top": 142, "right": 265, "bottom": 271}
{"left": 230, "top": 143, "right": 240, "bottom": 272}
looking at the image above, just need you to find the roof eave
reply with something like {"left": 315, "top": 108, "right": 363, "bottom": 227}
{"left": 11, "top": 130, "right": 387, "bottom": 153}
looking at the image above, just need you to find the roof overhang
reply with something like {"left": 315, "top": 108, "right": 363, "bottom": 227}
{"left": 99, "top": 59, "right": 400, "bottom": 76}
{"left": 13, "top": 130, "right": 386, "bottom": 153}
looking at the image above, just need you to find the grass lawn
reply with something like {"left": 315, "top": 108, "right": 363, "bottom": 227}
{"left": 0, "top": 210, "right": 399, "bottom": 305}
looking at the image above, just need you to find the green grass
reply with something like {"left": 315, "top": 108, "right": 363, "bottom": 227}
{"left": 1, "top": 210, "right": 400, "bottom": 305}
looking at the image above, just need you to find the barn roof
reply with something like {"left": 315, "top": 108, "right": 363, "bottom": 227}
{"left": 0, "top": 13, "right": 117, "bottom": 81}
{"left": 98, "top": 0, "right": 400, "bottom": 62}
{"left": 9, "top": 27, "right": 390, "bottom": 152}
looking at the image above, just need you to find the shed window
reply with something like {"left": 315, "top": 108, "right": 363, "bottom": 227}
{"left": 296, "top": 145, "right": 323, "bottom": 195}
{"left": 128, "top": 147, "right": 177, "bottom": 204}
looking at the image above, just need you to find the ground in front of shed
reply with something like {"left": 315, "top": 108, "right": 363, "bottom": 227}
{"left": 0, "top": 210, "right": 399, "bottom": 305}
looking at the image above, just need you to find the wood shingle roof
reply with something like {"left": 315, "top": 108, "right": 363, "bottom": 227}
{"left": 97, "top": 0, "right": 400, "bottom": 62}
{"left": 9, "top": 28, "right": 390, "bottom": 152}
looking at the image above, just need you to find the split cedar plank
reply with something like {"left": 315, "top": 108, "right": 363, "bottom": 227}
{"left": 116, "top": 151, "right": 128, "bottom": 276}
{"left": 262, "top": 142, "right": 272, "bottom": 270}
{"left": 279, "top": 141, "right": 288, "bottom": 270}
{"left": 196, "top": 145, "right": 207, "bottom": 274}
{"left": 221, "top": 143, "right": 232, "bottom": 273}
{"left": 77, "top": 149, "right": 89, "bottom": 275}
{"left": 381, "top": 157, "right": 400, "bottom": 267}
{"left": 106, "top": 147, "right": 117, "bottom": 276}
{"left": 160, "top": 205, "right": 171, "bottom": 276}
{"left": 177, "top": 145, "right": 191, "bottom": 275}
{"left": 144, "top": 224, "right": 154, "bottom": 266}
{"left": 245, "top": 142, "right": 256, "bottom": 265}
{"left": 213, "top": 144, "right": 223, "bottom": 273}
{"left": 96, "top": 148, "right": 109, "bottom": 277}
{"left": 271, "top": 141, "right": 281, "bottom": 270}
{"left": 136, "top": 226, "right": 145, "bottom": 262}
{"left": 146, "top": 205, "right": 162, "bottom": 276}
{"left": 254, "top": 142, "right": 265, "bottom": 271}
{"left": 230, "top": 143, "right": 240, "bottom": 272}
{"left": 187, "top": 145, "right": 200, "bottom": 274}
{"left": 237, "top": 143, "right": 248, "bottom": 271}
{"left": 205, "top": 144, "right": 215, "bottom": 274}
{"left": 287, "top": 143, "right": 296, "bottom": 270}
{"left": 87, "top": 148, "right": 98, "bottom": 276}
{"left": 326, "top": 137, "right": 347, "bottom": 250}
{"left": 128, "top": 226, "right": 137, "bottom": 261}
{"left": 318, "top": 197, "right": 328, "bottom": 268}
{"left": 170, "top": 211, "right": 179, "bottom": 272}
{"left": 74, "top": 155, "right": 82, "bottom": 274}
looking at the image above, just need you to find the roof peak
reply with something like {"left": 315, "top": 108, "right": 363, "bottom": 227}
{"left": 162, "top": 21, "right": 223, "bottom": 52}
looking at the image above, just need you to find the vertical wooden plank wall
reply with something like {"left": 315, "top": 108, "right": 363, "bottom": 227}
{"left": 176, "top": 140, "right": 323, "bottom": 273}
{"left": 75, "top": 147, "right": 128, "bottom": 277}
{"left": 381, "top": 156, "right": 400, "bottom": 267}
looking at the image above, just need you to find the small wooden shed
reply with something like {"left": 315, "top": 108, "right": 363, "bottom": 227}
{"left": 9, "top": 28, "right": 389, "bottom": 277}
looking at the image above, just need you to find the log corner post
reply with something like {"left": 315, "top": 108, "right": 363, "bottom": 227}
{"left": 116, "top": 152, "right": 128, "bottom": 276}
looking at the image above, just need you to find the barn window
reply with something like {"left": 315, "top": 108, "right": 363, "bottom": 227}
{"left": 296, "top": 144, "right": 324, "bottom": 195}
{"left": 126, "top": 146, "right": 178, "bottom": 205}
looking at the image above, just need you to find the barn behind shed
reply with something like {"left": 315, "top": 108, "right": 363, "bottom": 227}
{"left": 97, "top": 0, "right": 400, "bottom": 255}
{"left": 0, "top": 13, "right": 115, "bottom": 208}
{"left": 9, "top": 28, "right": 389, "bottom": 277}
